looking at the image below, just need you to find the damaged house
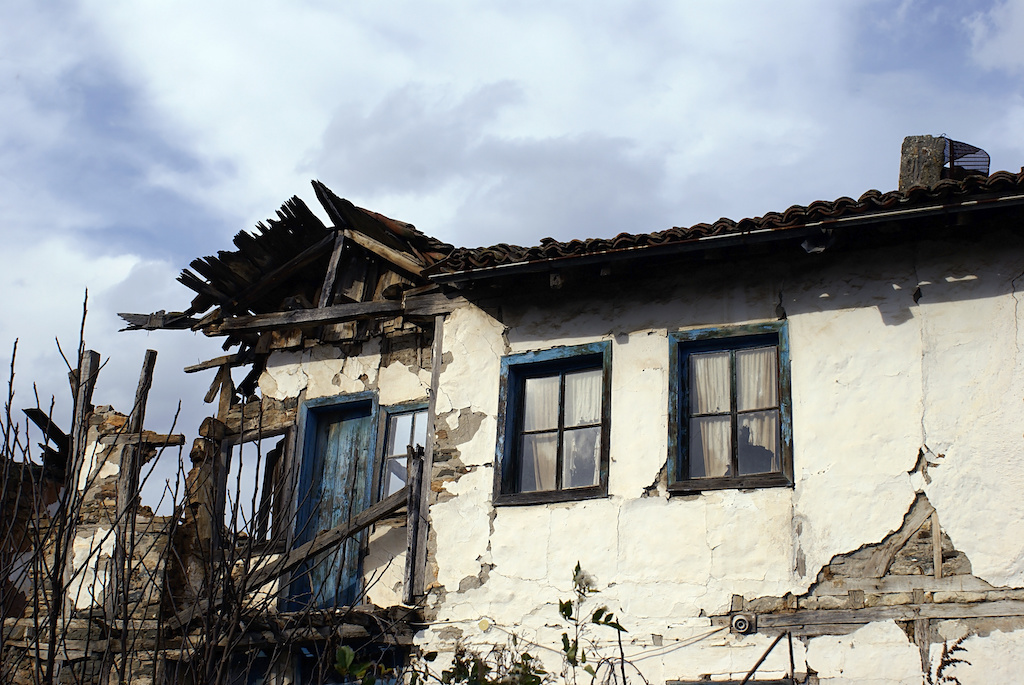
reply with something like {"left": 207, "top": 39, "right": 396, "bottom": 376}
{"left": 5, "top": 134, "right": 1024, "bottom": 683}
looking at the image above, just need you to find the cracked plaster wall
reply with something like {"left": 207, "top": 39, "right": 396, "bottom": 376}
{"left": 421, "top": 233, "right": 1024, "bottom": 683}
{"left": 257, "top": 341, "right": 433, "bottom": 608}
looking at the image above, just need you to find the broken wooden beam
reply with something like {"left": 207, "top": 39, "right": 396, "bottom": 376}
{"left": 343, "top": 229, "right": 424, "bottom": 277}
{"left": 204, "top": 299, "right": 404, "bottom": 335}
{"left": 202, "top": 292, "right": 468, "bottom": 336}
{"left": 183, "top": 353, "right": 249, "bottom": 374}
{"left": 117, "top": 310, "right": 199, "bottom": 331}
{"left": 97, "top": 433, "right": 186, "bottom": 447}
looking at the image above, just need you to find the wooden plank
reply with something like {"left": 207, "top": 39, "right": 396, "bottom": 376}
{"left": 23, "top": 408, "right": 69, "bottom": 459}
{"left": 932, "top": 511, "right": 942, "bottom": 579}
{"left": 756, "top": 599, "right": 1024, "bottom": 628}
{"left": 343, "top": 229, "right": 424, "bottom": 277}
{"left": 203, "top": 291, "right": 467, "bottom": 336}
{"left": 411, "top": 314, "right": 445, "bottom": 600}
{"left": 318, "top": 232, "right": 347, "bottom": 308}
{"left": 403, "top": 452, "right": 424, "bottom": 605}
{"left": 205, "top": 299, "right": 404, "bottom": 335}
{"left": 98, "top": 433, "right": 185, "bottom": 447}
{"left": 170, "top": 487, "right": 409, "bottom": 629}
{"left": 204, "top": 365, "right": 229, "bottom": 404}
{"left": 117, "top": 311, "right": 199, "bottom": 331}
{"left": 406, "top": 292, "right": 470, "bottom": 317}
{"left": 108, "top": 349, "right": 157, "bottom": 681}
{"left": 184, "top": 353, "right": 247, "bottom": 374}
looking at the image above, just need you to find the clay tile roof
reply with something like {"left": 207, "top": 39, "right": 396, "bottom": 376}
{"left": 428, "top": 170, "right": 1024, "bottom": 276}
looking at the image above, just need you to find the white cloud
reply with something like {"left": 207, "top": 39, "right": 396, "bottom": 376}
{"left": 968, "top": 0, "right": 1024, "bottom": 72}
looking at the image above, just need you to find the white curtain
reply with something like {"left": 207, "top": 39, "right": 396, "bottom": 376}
{"left": 690, "top": 353, "right": 730, "bottom": 477}
{"left": 736, "top": 347, "right": 777, "bottom": 411}
{"left": 690, "top": 352, "right": 730, "bottom": 413}
{"left": 689, "top": 417, "right": 730, "bottom": 477}
{"left": 564, "top": 369, "right": 602, "bottom": 426}
{"left": 520, "top": 370, "right": 602, "bottom": 490}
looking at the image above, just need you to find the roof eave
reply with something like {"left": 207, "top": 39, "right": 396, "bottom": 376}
{"left": 428, "top": 192, "right": 1024, "bottom": 285}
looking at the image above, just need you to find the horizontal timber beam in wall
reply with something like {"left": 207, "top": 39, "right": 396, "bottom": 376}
{"left": 714, "top": 599, "right": 1024, "bottom": 637}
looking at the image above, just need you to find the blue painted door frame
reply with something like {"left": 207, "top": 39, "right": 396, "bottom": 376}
{"left": 290, "top": 393, "right": 378, "bottom": 609}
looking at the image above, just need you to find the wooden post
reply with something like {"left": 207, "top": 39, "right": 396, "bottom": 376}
{"left": 409, "top": 314, "right": 445, "bottom": 601}
{"left": 403, "top": 450, "right": 424, "bottom": 605}
{"left": 932, "top": 511, "right": 942, "bottom": 579}
{"left": 106, "top": 350, "right": 157, "bottom": 684}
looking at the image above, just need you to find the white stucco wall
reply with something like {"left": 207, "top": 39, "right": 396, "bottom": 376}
{"left": 418, "top": 234, "right": 1024, "bottom": 683}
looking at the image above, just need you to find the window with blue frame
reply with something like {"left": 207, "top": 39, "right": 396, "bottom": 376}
{"left": 291, "top": 394, "right": 378, "bottom": 609}
{"left": 669, "top": 322, "right": 793, "bottom": 493}
{"left": 495, "top": 342, "right": 611, "bottom": 505}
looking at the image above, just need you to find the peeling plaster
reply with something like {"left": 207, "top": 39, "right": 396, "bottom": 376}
{"left": 67, "top": 526, "right": 116, "bottom": 610}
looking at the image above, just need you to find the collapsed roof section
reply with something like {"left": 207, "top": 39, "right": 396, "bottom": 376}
{"left": 119, "top": 180, "right": 454, "bottom": 337}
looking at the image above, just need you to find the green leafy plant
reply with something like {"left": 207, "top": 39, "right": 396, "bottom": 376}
{"left": 335, "top": 645, "right": 393, "bottom": 685}
{"left": 557, "top": 562, "right": 633, "bottom": 685}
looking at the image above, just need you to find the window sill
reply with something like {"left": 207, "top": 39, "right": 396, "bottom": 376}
{"left": 493, "top": 486, "right": 607, "bottom": 507}
{"left": 668, "top": 473, "right": 793, "bottom": 494}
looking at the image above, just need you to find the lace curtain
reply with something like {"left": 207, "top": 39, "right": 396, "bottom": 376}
{"left": 519, "top": 369, "right": 602, "bottom": 491}
{"left": 688, "top": 346, "right": 779, "bottom": 477}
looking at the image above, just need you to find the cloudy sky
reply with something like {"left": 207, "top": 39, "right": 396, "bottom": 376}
{"left": 2, "top": 0, "right": 1023, "bottom": 504}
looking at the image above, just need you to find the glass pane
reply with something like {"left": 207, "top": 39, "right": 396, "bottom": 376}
{"left": 387, "top": 413, "right": 414, "bottom": 456}
{"left": 562, "top": 426, "right": 600, "bottom": 488}
{"left": 523, "top": 375, "right": 559, "bottom": 431}
{"left": 690, "top": 352, "right": 731, "bottom": 414}
{"left": 737, "top": 347, "right": 778, "bottom": 411}
{"left": 738, "top": 410, "right": 780, "bottom": 475}
{"left": 383, "top": 456, "right": 407, "bottom": 497}
{"left": 519, "top": 433, "right": 557, "bottom": 492}
{"left": 412, "top": 409, "right": 428, "bottom": 450}
{"left": 689, "top": 416, "right": 731, "bottom": 478}
{"left": 564, "top": 369, "right": 602, "bottom": 427}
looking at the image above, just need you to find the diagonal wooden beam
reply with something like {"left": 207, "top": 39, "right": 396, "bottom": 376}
{"left": 170, "top": 487, "right": 408, "bottom": 629}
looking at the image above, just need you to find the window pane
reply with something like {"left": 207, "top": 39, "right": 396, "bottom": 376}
{"left": 564, "top": 369, "right": 602, "bottom": 427}
{"left": 523, "top": 376, "right": 559, "bottom": 431}
{"left": 690, "top": 352, "right": 730, "bottom": 414}
{"left": 383, "top": 456, "right": 407, "bottom": 497}
{"left": 412, "top": 409, "right": 428, "bottom": 450}
{"left": 689, "top": 416, "right": 731, "bottom": 478}
{"left": 738, "top": 410, "right": 779, "bottom": 475}
{"left": 387, "top": 413, "right": 414, "bottom": 456}
{"left": 737, "top": 347, "right": 778, "bottom": 411}
{"left": 562, "top": 426, "right": 600, "bottom": 488}
{"left": 519, "top": 433, "right": 557, "bottom": 492}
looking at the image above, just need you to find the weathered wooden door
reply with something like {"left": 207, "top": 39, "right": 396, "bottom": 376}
{"left": 291, "top": 400, "right": 375, "bottom": 608}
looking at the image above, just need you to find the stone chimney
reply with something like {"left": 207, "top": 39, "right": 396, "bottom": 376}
{"left": 899, "top": 135, "right": 946, "bottom": 191}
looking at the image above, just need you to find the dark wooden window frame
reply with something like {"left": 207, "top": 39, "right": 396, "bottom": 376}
{"left": 668, "top": 322, "right": 793, "bottom": 494}
{"left": 374, "top": 401, "right": 428, "bottom": 502}
{"left": 494, "top": 342, "right": 612, "bottom": 506}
